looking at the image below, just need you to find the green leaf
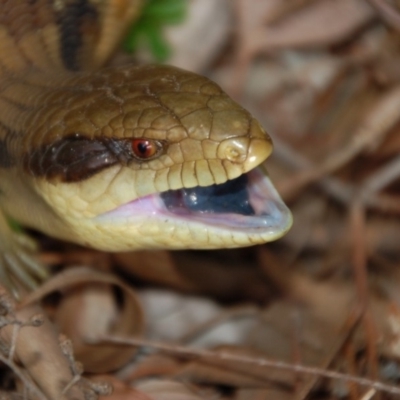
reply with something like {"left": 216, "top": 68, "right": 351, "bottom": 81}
{"left": 146, "top": 22, "right": 172, "bottom": 62}
{"left": 7, "top": 217, "right": 22, "bottom": 233}
{"left": 124, "top": 0, "right": 187, "bottom": 61}
{"left": 145, "top": 0, "right": 186, "bottom": 23}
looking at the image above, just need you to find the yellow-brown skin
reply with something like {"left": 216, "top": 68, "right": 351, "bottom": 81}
{"left": 1, "top": 65, "right": 273, "bottom": 248}
{"left": 0, "top": 0, "right": 291, "bottom": 293}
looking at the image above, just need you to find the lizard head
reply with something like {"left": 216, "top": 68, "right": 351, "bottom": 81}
{"left": 24, "top": 65, "right": 292, "bottom": 250}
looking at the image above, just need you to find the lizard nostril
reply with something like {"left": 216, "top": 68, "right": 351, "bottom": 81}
{"left": 217, "top": 137, "right": 249, "bottom": 163}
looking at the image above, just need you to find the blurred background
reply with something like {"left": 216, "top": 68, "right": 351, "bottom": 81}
{"left": 13, "top": 1, "right": 400, "bottom": 399}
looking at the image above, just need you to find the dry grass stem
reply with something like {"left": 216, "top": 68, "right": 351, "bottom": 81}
{"left": 96, "top": 335, "right": 400, "bottom": 397}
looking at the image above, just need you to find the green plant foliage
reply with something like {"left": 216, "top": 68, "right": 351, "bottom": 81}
{"left": 7, "top": 217, "right": 22, "bottom": 233}
{"left": 124, "top": 0, "right": 187, "bottom": 62}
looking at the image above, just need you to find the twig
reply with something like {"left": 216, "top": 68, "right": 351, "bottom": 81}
{"left": 273, "top": 135, "right": 355, "bottom": 203}
{"left": 367, "top": 0, "right": 400, "bottom": 31}
{"left": 0, "top": 351, "right": 46, "bottom": 400}
{"left": 275, "top": 85, "right": 400, "bottom": 201}
{"left": 95, "top": 335, "right": 400, "bottom": 397}
{"left": 264, "top": 0, "right": 319, "bottom": 25}
{"left": 360, "top": 388, "right": 376, "bottom": 400}
{"left": 273, "top": 136, "right": 400, "bottom": 214}
{"left": 59, "top": 336, "right": 84, "bottom": 396}
{"left": 8, "top": 323, "right": 19, "bottom": 361}
{"left": 350, "top": 200, "right": 379, "bottom": 391}
{"left": 360, "top": 154, "right": 400, "bottom": 197}
{"left": 350, "top": 200, "right": 368, "bottom": 309}
{"left": 344, "top": 341, "right": 359, "bottom": 399}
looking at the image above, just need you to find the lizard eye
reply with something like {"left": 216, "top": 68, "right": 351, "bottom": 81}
{"left": 131, "top": 139, "right": 163, "bottom": 160}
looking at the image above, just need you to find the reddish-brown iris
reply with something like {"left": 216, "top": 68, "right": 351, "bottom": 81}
{"left": 131, "top": 139, "right": 159, "bottom": 160}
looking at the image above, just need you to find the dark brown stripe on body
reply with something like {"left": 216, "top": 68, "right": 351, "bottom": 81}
{"left": 0, "top": 139, "right": 14, "bottom": 168}
{"left": 0, "top": 126, "right": 20, "bottom": 168}
{"left": 57, "top": 0, "right": 98, "bottom": 71}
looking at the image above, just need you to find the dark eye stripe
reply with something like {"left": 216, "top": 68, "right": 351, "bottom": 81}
{"left": 24, "top": 135, "right": 118, "bottom": 182}
{"left": 23, "top": 135, "right": 167, "bottom": 183}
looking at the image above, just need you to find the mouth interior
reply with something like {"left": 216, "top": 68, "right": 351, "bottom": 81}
{"left": 161, "top": 173, "right": 255, "bottom": 216}
{"left": 158, "top": 168, "right": 291, "bottom": 232}
{"left": 98, "top": 167, "right": 292, "bottom": 234}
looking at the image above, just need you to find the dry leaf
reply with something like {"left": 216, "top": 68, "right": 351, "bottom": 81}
{"left": 21, "top": 267, "right": 144, "bottom": 373}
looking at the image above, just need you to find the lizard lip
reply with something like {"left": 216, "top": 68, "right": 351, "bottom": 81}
{"left": 97, "top": 168, "right": 292, "bottom": 235}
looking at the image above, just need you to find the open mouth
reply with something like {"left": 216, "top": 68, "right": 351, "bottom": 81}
{"left": 98, "top": 168, "right": 292, "bottom": 235}
{"left": 159, "top": 168, "right": 291, "bottom": 231}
